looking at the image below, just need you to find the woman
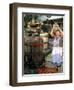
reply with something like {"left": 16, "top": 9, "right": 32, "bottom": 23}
{"left": 50, "top": 23, "right": 63, "bottom": 69}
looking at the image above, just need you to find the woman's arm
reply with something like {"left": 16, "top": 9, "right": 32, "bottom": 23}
{"left": 50, "top": 29, "right": 54, "bottom": 37}
{"left": 59, "top": 28, "right": 63, "bottom": 37}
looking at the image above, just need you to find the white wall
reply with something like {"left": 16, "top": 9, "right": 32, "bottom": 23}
{"left": 0, "top": 0, "right": 74, "bottom": 90}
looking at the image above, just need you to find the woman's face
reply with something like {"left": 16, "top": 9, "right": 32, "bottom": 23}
{"left": 55, "top": 31, "right": 61, "bottom": 38}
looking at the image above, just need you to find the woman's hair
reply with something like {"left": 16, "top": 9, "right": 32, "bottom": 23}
{"left": 50, "top": 23, "right": 63, "bottom": 37}
{"left": 53, "top": 30, "right": 61, "bottom": 36}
